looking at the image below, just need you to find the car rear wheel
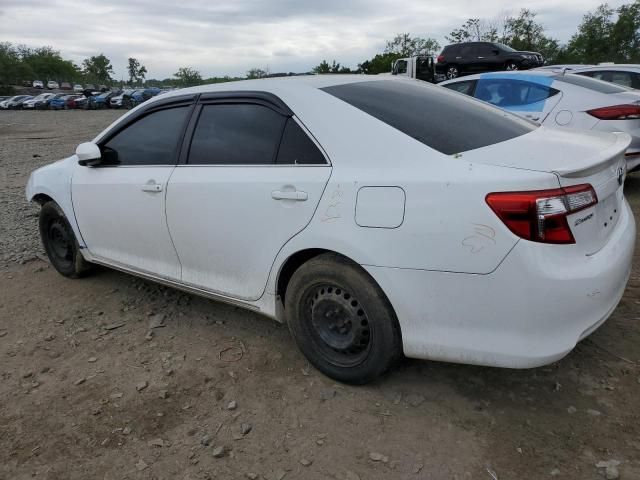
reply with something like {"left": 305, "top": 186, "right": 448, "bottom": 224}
{"left": 285, "top": 253, "right": 403, "bottom": 384}
{"left": 505, "top": 61, "right": 519, "bottom": 71}
{"left": 39, "top": 202, "right": 92, "bottom": 278}
{"left": 446, "top": 65, "right": 460, "bottom": 79}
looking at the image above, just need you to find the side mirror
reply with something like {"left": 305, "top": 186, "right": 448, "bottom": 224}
{"left": 76, "top": 142, "right": 102, "bottom": 166}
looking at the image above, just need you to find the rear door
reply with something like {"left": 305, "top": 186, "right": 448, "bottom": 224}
{"left": 166, "top": 95, "right": 332, "bottom": 301}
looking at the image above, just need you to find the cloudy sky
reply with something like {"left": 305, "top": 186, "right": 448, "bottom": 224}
{"left": 0, "top": 0, "right": 630, "bottom": 79}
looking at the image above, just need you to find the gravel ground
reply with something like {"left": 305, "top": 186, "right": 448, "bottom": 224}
{"left": 1, "top": 110, "right": 639, "bottom": 480}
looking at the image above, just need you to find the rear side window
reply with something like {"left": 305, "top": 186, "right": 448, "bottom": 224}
{"left": 188, "top": 104, "right": 286, "bottom": 165}
{"left": 474, "top": 79, "right": 559, "bottom": 107}
{"left": 276, "top": 119, "right": 327, "bottom": 165}
{"left": 321, "top": 80, "right": 535, "bottom": 155}
{"left": 101, "top": 106, "right": 190, "bottom": 166}
{"left": 553, "top": 74, "right": 631, "bottom": 93}
{"left": 443, "top": 80, "right": 477, "bottom": 96}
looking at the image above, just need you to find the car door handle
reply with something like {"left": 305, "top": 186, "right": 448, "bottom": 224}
{"left": 525, "top": 115, "right": 540, "bottom": 121}
{"left": 141, "top": 182, "right": 163, "bottom": 193}
{"left": 271, "top": 190, "right": 308, "bottom": 201}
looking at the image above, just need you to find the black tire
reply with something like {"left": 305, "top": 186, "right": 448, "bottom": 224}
{"left": 285, "top": 253, "right": 403, "bottom": 384}
{"left": 446, "top": 65, "right": 460, "bottom": 79}
{"left": 505, "top": 61, "right": 519, "bottom": 71}
{"left": 39, "top": 202, "right": 92, "bottom": 278}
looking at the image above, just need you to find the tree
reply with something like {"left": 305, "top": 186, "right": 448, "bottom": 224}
{"left": 246, "top": 67, "right": 268, "bottom": 79}
{"left": 385, "top": 33, "right": 441, "bottom": 56}
{"left": 82, "top": 54, "right": 114, "bottom": 84}
{"left": 611, "top": 1, "right": 640, "bottom": 62}
{"left": 563, "top": 5, "right": 615, "bottom": 63}
{"left": 312, "top": 60, "right": 352, "bottom": 74}
{"left": 173, "top": 67, "right": 202, "bottom": 87}
{"left": 503, "top": 9, "right": 561, "bottom": 62}
{"left": 127, "top": 57, "right": 147, "bottom": 85}
{"left": 447, "top": 19, "right": 500, "bottom": 43}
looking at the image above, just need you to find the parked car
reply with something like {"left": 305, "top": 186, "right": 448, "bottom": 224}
{"left": 391, "top": 55, "right": 439, "bottom": 83}
{"left": 61, "top": 82, "right": 72, "bottom": 90}
{"left": 25, "top": 76, "right": 635, "bottom": 383}
{"left": 0, "top": 96, "right": 23, "bottom": 109}
{"left": 109, "top": 89, "right": 135, "bottom": 108}
{"left": 73, "top": 96, "right": 88, "bottom": 109}
{"left": 98, "top": 84, "right": 108, "bottom": 92}
{"left": 49, "top": 94, "right": 81, "bottom": 110}
{"left": 90, "top": 90, "right": 120, "bottom": 109}
{"left": 0, "top": 96, "right": 9, "bottom": 102}
{"left": 73, "top": 84, "right": 84, "bottom": 93}
{"left": 84, "top": 84, "right": 96, "bottom": 91}
{"left": 47, "top": 80, "right": 59, "bottom": 90}
{"left": 33, "top": 80, "right": 44, "bottom": 89}
{"left": 440, "top": 71, "right": 640, "bottom": 172}
{"left": 536, "top": 64, "right": 595, "bottom": 72}
{"left": 570, "top": 65, "right": 640, "bottom": 90}
{"left": 436, "top": 42, "right": 545, "bottom": 79}
{"left": 5, "top": 95, "right": 33, "bottom": 109}
{"left": 22, "top": 93, "right": 56, "bottom": 109}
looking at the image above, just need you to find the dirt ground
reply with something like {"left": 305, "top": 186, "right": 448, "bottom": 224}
{"left": 1, "top": 110, "right": 639, "bottom": 480}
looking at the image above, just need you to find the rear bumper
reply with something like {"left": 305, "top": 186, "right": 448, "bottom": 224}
{"left": 365, "top": 199, "right": 635, "bottom": 368}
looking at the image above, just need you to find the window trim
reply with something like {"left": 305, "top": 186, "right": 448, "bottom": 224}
{"left": 95, "top": 99, "right": 196, "bottom": 168}
{"left": 178, "top": 97, "right": 330, "bottom": 167}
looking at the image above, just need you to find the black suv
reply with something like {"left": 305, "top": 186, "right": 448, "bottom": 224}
{"left": 436, "top": 42, "right": 544, "bottom": 79}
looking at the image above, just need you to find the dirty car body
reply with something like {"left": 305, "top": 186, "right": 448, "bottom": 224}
{"left": 26, "top": 76, "right": 636, "bottom": 382}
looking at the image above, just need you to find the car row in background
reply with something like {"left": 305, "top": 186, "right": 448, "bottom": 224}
{"left": 440, "top": 70, "right": 640, "bottom": 172}
{"left": 0, "top": 87, "right": 168, "bottom": 110}
{"left": 32, "top": 80, "right": 112, "bottom": 92}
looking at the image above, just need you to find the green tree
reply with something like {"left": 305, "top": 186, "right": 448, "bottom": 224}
{"left": 503, "top": 9, "right": 561, "bottom": 62}
{"left": 312, "top": 60, "right": 352, "bottom": 74}
{"left": 358, "top": 52, "right": 399, "bottom": 74}
{"left": 563, "top": 4, "right": 615, "bottom": 63}
{"left": 173, "top": 67, "right": 202, "bottom": 87}
{"left": 127, "top": 57, "right": 147, "bottom": 85}
{"left": 611, "top": 1, "right": 640, "bottom": 62}
{"left": 385, "top": 33, "right": 441, "bottom": 56}
{"left": 246, "top": 67, "right": 268, "bottom": 79}
{"left": 82, "top": 54, "right": 114, "bottom": 84}
{"left": 447, "top": 19, "right": 499, "bottom": 43}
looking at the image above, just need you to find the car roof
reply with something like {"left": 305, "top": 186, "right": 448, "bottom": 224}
{"left": 571, "top": 65, "right": 640, "bottom": 72}
{"left": 439, "top": 70, "right": 556, "bottom": 86}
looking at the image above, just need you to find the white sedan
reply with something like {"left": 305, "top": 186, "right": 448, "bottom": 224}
{"left": 26, "top": 76, "right": 636, "bottom": 383}
{"left": 440, "top": 71, "right": 640, "bottom": 172}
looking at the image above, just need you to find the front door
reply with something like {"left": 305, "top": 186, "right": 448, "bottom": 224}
{"left": 166, "top": 100, "right": 331, "bottom": 301}
{"left": 72, "top": 105, "right": 192, "bottom": 279}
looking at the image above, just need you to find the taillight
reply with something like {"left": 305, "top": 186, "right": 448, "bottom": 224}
{"left": 486, "top": 184, "right": 597, "bottom": 244}
{"left": 437, "top": 55, "right": 445, "bottom": 63}
{"left": 587, "top": 104, "right": 640, "bottom": 120}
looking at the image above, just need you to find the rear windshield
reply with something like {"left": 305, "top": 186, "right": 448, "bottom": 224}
{"left": 321, "top": 80, "right": 535, "bottom": 155}
{"left": 553, "top": 74, "right": 631, "bottom": 94}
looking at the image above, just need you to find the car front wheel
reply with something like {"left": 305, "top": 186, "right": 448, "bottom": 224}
{"left": 505, "top": 61, "right": 519, "bottom": 71}
{"left": 285, "top": 253, "right": 403, "bottom": 384}
{"left": 39, "top": 201, "right": 92, "bottom": 278}
{"left": 446, "top": 65, "right": 460, "bottom": 79}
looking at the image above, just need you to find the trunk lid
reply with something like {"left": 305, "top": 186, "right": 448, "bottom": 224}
{"left": 466, "top": 127, "right": 630, "bottom": 254}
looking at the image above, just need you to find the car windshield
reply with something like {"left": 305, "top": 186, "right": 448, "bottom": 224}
{"left": 495, "top": 43, "right": 516, "bottom": 52}
{"left": 553, "top": 73, "right": 632, "bottom": 93}
{"left": 321, "top": 80, "right": 536, "bottom": 155}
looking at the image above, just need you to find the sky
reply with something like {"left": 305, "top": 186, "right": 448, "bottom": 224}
{"left": 0, "top": 0, "right": 631, "bottom": 80}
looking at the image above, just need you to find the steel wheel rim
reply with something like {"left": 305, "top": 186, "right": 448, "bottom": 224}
{"left": 303, "top": 284, "right": 372, "bottom": 367}
{"left": 47, "top": 220, "right": 73, "bottom": 268}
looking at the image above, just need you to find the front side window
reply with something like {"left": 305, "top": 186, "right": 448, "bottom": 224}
{"left": 188, "top": 104, "right": 286, "bottom": 165}
{"left": 394, "top": 60, "right": 408, "bottom": 75}
{"left": 101, "top": 106, "right": 190, "bottom": 166}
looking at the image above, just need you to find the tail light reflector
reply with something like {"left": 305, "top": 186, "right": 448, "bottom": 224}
{"left": 587, "top": 104, "right": 640, "bottom": 120}
{"left": 436, "top": 55, "right": 445, "bottom": 63}
{"left": 486, "top": 184, "right": 597, "bottom": 244}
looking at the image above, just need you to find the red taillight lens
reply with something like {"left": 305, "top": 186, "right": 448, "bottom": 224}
{"left": 486, "top": 184, "right": 598, "bottom": 244}
{"left": 587, "top": 104, "right": 640, "bottom": 120}
{"left": 437, "top": 55, "right": 445, "bottom": 63}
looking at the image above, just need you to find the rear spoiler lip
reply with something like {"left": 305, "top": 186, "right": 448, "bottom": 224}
{"left": 552, "top": 131, "right": 631, "bottom": 178}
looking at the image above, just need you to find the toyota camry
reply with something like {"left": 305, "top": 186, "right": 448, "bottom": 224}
{"left": 26, "top": 76, "right": 636, "bottom": 383}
